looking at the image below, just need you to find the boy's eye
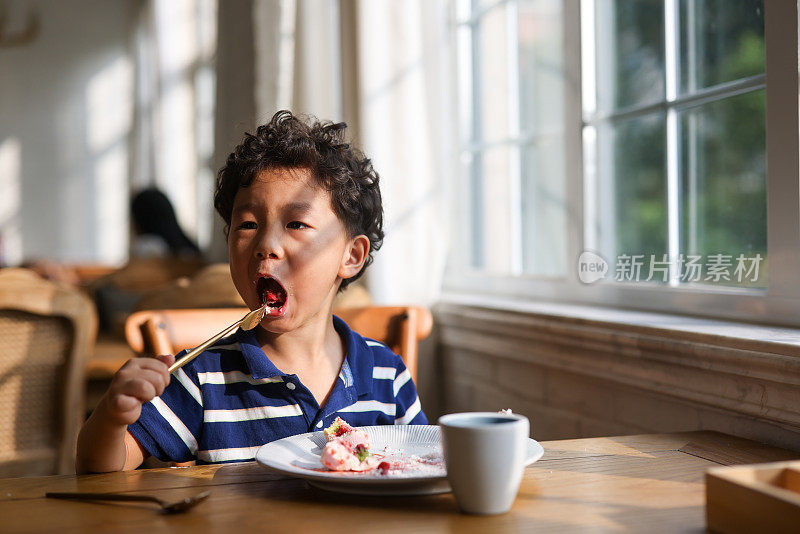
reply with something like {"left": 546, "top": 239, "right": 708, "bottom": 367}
{"left": 236, "top": 221, "right": 258, "bottom": 230}
{"left": 286, "top": 221, "right": 309, "bottom": 229}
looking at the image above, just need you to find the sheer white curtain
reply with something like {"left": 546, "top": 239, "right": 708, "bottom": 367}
{"left": 253, "top": 0, "right": 342, "bottom": 121}
{"left": 252, "top": 0, "right": 452, "bottom": 305}
{"left": 353, "top": 0, "right": 452, "bottom": 305}
{"left": 132, "top": 0, "right": 218, "bottom": 251}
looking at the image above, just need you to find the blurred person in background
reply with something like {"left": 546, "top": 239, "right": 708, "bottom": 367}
{"left": 92, "top": 188, "right": 204, "bottom": 333}
{"left": 130, "top": 188, "right": 202, "bottom": 259}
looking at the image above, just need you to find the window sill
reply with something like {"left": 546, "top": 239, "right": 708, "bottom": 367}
{"left": 434, "top": 292, "right": 800, "bottom": 449}
{"left": 438, "top": 291, "right": 800, "bottom": 357}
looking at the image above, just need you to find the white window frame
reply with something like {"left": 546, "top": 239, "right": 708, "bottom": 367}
{"left": 444, "top": 0, "right": 800, "bottom": 328}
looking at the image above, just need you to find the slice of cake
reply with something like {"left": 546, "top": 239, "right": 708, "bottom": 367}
{"left": 320, "top": 417, "right": 377, "bottom": 472}
{"left": 320, "top": 441, "right": 379, "bottom": 472}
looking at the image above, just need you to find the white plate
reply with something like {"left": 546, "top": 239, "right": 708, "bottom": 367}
{"left": 255, "top": 425, "right": 544, "bottom": 496}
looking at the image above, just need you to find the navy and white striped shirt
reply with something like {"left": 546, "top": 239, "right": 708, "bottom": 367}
{"left": 128, "top": 315, "right": 427, "bottom": 464}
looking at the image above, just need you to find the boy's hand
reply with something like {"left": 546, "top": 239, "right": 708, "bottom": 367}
{"left": 100, "top": 354, "right": 175, "bottom": 426}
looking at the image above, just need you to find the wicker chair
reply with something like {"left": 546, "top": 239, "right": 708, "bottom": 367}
{"left": 0, "top": 268, "right": 97, "bottom": 476}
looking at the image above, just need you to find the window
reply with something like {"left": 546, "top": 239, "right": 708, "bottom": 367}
{"left": 448, "top": 0, "right": 800, "bottom": 326}
{"left": 454, "top": 0, "right": 568, "bottom": 277}
{"left": 583, "top": 0, "right": 766, "bottom": 289}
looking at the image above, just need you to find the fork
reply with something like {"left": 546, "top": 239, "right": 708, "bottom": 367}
{"left": 167, "top": 304, "right": 267, "bottom": 373}
{"left": 46, "top": 490, "right": 211, "bottom": 514}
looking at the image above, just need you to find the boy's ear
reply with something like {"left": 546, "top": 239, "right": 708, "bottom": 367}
{"left": 339, "top": 235, "right": 370, "bottom": 279}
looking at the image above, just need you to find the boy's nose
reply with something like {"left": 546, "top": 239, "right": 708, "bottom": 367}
{"left": 254, "top": 231, "right": 284, "bottom": 260}
{"left": 255, "top": 250, "right": 279, "bottom": 260}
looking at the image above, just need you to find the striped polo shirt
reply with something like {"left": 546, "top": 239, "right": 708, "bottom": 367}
{"left": 128, "top": 315, "right": 427, "bottom": 464}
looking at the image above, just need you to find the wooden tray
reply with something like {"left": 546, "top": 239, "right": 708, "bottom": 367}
{"left": 706, "top": 460, "right": 800, "bottom": 533}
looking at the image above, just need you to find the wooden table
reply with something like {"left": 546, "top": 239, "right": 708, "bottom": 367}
{"left": 1, "top": 431, "right": 796, "bottom": 533}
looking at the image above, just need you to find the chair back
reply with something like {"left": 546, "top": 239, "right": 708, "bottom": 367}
{"left": 0, "top": 268, "right": 97, "bottom": 477}
{"left": 125, "top": 308, "right": 249, "bottom": 356}
{"left": 125, "top": 306, "right": 432, "bottom": 382}
{"left": 334, "top": 306, "right": 432, "bottom": 382}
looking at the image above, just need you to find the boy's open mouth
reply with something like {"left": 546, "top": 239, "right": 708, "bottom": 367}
{"left": 256, "top": 276, "right": 287, "bottom": 310}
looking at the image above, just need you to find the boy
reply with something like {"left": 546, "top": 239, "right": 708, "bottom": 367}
{"left": 76, "top": 110, "right": 427, "bottom": 472}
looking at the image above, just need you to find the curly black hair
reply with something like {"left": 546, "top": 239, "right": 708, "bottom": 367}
{"left": 214, "top": 110, "right": 384, "bottom": 290}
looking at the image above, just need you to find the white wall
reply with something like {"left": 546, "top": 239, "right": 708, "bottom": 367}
{"left": 0, "top": 0, "right": 138, "bottom": 265}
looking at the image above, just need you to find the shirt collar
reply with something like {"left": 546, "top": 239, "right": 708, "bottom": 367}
{"left": 333, "top": 315, "right": 373, "bottom": 397}
{"left": 237, "top": 328, "right": 286, "bottom": 379}
{"left": 236, "top": 316, "right": 374, "bottom": 396}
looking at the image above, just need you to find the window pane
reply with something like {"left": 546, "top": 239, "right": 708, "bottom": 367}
{"left": 615, "top": 114, "right": 667, "bottom": 258}
{"left": 679, "top": 90, "right": 766, "bottom": 288}
{"left": 597, "top": 114, "right": 667, "bottom": 264}
{"left": 679, "top": 0, "right": 764, "bottom": 94}
{"left": 595, "top": 0, "right": 664, "bottom": 113}
{"left": 475, "top": 0, "right": 504, "bottom": 11}
{"left": 518, "top": 0, "right": 565, "bottom": 276}
{"left": 475, "top": 3, "right": 510, "bottom": 143}
{"left": 481, "top": 146, "right": 514, "bottom": 274}
{"left": 466, "top": 147, "right": 515, "bottom": 274}
{"left": 457, "top": 24, "right": 475, "bottom": 147}
{"left": 455, "top": 0, "right": 471, "bottom": 22}
{"left": 518, "top": 0, "right": 563, "bottom": 136}
{"left": 521, "top": 136, "right": 566, "bottom": 276}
